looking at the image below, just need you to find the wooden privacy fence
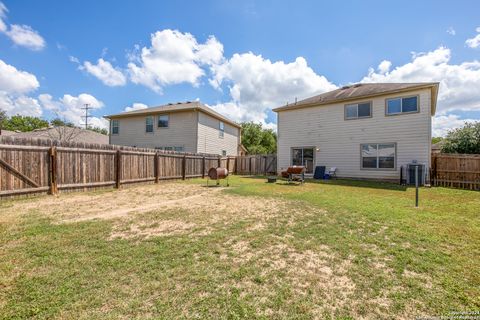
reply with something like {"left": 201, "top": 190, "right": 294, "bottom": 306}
{"left": 431, "top": 153, "right": 480, "bottom": 190}
{"left": 0, "top": 137, "right": 277, "bottom": 197}
{"left": 235, "top": 154, "right": 277, "bottom": 175}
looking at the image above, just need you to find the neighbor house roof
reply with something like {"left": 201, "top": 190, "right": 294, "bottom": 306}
{"left": 12, "top": 126, "right": 109, "bottom": 144}
{"left": 105, "top": 101, "right": 241, "bottom": 128}
{"left": 273, "top": 82, "right": 440, "bottom": 115}
{"left": 0, "top": 129, "right": 17, "bottom": 136}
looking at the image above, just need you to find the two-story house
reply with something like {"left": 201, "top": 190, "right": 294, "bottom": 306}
{"left": 273, "top": 82, "right": 439, "bottom": 181}
{"left": 106, "top": 101, "right": 242, "bottom": 156}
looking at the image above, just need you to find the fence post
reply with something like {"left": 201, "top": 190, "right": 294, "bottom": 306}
{"left": 115, "top": 150, "right": 122, "bottom": 188}
{"left": 48, "top": 146, "right": 58, "bottom": 195}
{"left": 226, "top": 157, "right": 230, "bottom": 172}
{"left": 154, "top": 152, "right": 159, "bottom": 183}
{"left": 217, "top": 156, "right": 221, "bottom": 168}
{"left": 234, "top": 156, "right": 238, "bottom": 175}
{"left": 202, "top": 156, "right": 205, "bottom": 179}
{"left": 264, "top": 156, "right": 267, "bottom": 175}
{"left": 182, "top": 155, "right": 186, "bottom": 180}
{"left": 249, "top": 156, "right": 252, "bottom": 175}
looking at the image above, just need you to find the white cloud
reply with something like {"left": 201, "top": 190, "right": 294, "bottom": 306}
{"left": 0, "top": 59, "right": 39, "bottom": 94}
{"left": 124, "top": 103, "right": 148, "bottom": 112}
{"left": 127, "top": 29, "right": 224, "bottom": 93}
{"left": 0, "top": 59, "right": 41, "bottom": 116}
{"left": 0, "top": 2, "right": 7, "bottom": 33}
{"left": 465, "top": 27, "right": 480, "bottom": 48}
{"left": 377, "top": 60, "right": 391, "bottom": 74}
{"left": 0, "top": 2, "right": 45, "bottom": 50}
{"left": 433, "top": 114, "right": 478, "bottom": 137}
{"left": 361, "top": 47, "right": 480, "bottom": 114}
{"left": 69, "top": 56, "right": 80, "bottom": 64}
{"left": 446, "top": 27, "right": 456, "bottom": 36}
{"left": 0, "top": 91, "right": 42, "bottom": 116}
{"left": 209, "top": 52, "right": 336, "bottom": 127}
{"left": 5, "top": 24, "right": 45, "bottom": 51}
{"left": 39, "top": 93, "right": 108, "bottom": 129}
{"left": 82, "top": 58, "right": 127, "bottom": 87}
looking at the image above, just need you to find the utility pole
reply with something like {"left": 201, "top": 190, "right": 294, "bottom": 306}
{"left": 81, "top": 104, "right": 91, "bottom": 129}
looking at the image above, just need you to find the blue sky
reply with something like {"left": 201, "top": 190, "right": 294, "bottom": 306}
{"left": 0, "top": 0, "right": 479, "bottom": 136}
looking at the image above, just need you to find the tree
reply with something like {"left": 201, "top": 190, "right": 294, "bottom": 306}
{"left": 240, "top": 122, "right": 277, "bottom": 154}
{"left": 441, "top": 122, "right": 480, "bottom": 154}
{"left": 87, "top": 126, "right": 108, "bottom": 135}
{"left": 431, "top": 137, "right": 443, "bottom": 144}
{"left": 50, "top": 118, "right": 75, "bottom": 127}
{"left": 0, "top": 109, "right": 6, "bottom": 134}
{"left": 2, "top": 115, "right": 49, "bottom": 132}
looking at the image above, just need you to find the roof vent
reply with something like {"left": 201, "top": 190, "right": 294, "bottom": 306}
{"left": 341, "top": 85, "right": 351, "bottom": 90}
{"left": 353, "top": 83, "right": 362, "bottom": 88}
{"left": 177, "top": 102, "right": 182, "bottom": 104}
{"left": 186, "top": 101, "right": 191, "bottom": 103}
{"left": 168, "top": 103, "right": 173, "bottom": 105}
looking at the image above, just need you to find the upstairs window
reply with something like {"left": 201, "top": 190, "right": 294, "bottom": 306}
{"left": 145, "top": 116, "right": 154, "bottom": 133}
{"left": 386, "top": 96, "right": 418, "bottom": 115}
{"left": 219, "top": 121, "right": 225, "bottom": 138}
{"left": 112, "top": 120, "right": 119, "bottom": 134}
{"left": 222, "top": 150, "right": 227, "bottom": 156}
{"left": 158, "top": 114, "right": 169, "bottom": 128}
{"left": 345, "top": 102, "right": 372, "bottom": 119}
{"left": 361, "top": 143, "right": 396, "bottom": 169}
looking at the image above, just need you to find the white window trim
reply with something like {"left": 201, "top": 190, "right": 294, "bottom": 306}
{"left": 385, "top": 95, "right": 419, "bottom": 116}
{"left": 111, "top": 120, "right": 119, "bottom": 135}
{"left": 360, "top": 143, "right": 397, "bottom": 171}
{"left": 145, "top": 116, "right": 154, "bottom": 134}
{"left": 219, "top": 121, "right": 225, "bottom": 138}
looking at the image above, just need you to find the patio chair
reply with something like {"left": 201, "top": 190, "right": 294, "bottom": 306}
{"left": 327, "top": 167, "right": 337, "bottom": 179}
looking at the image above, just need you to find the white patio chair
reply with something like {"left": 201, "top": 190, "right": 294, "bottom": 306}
{"left": 327, "top": 167, "right": 337, "bottom": 179}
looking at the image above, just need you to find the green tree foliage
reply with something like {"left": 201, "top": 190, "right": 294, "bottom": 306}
{"left": 240, "top": 121, "right": 277, "bottom": 154}
{"left": 441, "top": 122, "right": 480, "bottom": 154}
{"left": 0, "top": 109, "right": 6, "bottom": 130}
{"left": 431, "top": 137, "right": 443, "bottom": 144}
{"left": 2, "top": 115, "right": 49, "bottom": 132}
{"left": 87, "top": 126, "right": 108, "bottom": 135}
{"left": 50, "top": 118, "right": 75, "bottom": 127}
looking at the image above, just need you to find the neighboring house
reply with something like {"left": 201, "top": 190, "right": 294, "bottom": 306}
{"left": 11, "top": 126, "right": 109, "bottom": 144}
{"left": 0, "top": 129, "right": 17, "bottom": 136}
{"left": 273, "top": 82, "right": 439, "bottom": 181}
{"left": 105, "top": 101, "right": 241, "bottom": 155}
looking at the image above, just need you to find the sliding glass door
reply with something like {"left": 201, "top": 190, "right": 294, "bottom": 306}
{"left": 292, "top": 147, "right": 315, "bottom": 173}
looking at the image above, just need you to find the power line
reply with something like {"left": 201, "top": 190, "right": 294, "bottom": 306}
{"left": 80, "top": 104, "right": 91, "bottom": 129}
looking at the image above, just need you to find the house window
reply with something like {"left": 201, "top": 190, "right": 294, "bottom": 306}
{"left": 111, "top": 120, "right": 119, "bottom": 134}
{"left": 345, "top": 102, "right": 372, "bottom": 119}
{"left": 145, "top": 116, "right": 154, "bottom": 133}
{"left": 386, "top": 96, "right": 418, "bottom": 115}
{"left": 222, "top": 150, "right": 227, "bottom": 156}
{"left": 361, "top": 143, "right": 396, "bottom": 169}
{"left": 158, "top": 114, "right": 169, "bottom": 128}
{"left": 174, "top": 146, "right": 184, "bottom": 152}
{"left": 219, "top": 121, "right": 224, "bottom": 137}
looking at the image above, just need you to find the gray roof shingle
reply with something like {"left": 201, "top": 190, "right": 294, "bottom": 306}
{"left": 273, "top": 82, "right": 439, "bottom": 114}
{"left": 105, "top": 101, "right": 241, "bottom": 128}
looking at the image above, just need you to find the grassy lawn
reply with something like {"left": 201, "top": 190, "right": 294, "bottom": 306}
{"left": 0, "top": 176, "right": 479, "bottom": 319}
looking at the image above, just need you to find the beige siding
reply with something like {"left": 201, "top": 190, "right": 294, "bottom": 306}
{"left": 110, "top": 111, "right": 198, "bottom": 152}
{"left": 277, "top": 88, "right": 432, "bottom": 180}
{"left": 197, "top": 111, "right": 239, "bottom": 155}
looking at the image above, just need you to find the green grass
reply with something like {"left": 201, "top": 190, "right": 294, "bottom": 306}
{"left": 0, "top": 176, "right": 479, "bottom": 319}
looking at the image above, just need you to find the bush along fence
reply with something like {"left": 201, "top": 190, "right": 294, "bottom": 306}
{"left": 431, "top": 153, "right": 480, "bottom": 190}
{"left": 0, "top": 136, "right": 277, "bottom": 197}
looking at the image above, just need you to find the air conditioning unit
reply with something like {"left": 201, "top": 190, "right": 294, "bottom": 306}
{"left": 406, "top": 163, "right": 426, "bottom": 186}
